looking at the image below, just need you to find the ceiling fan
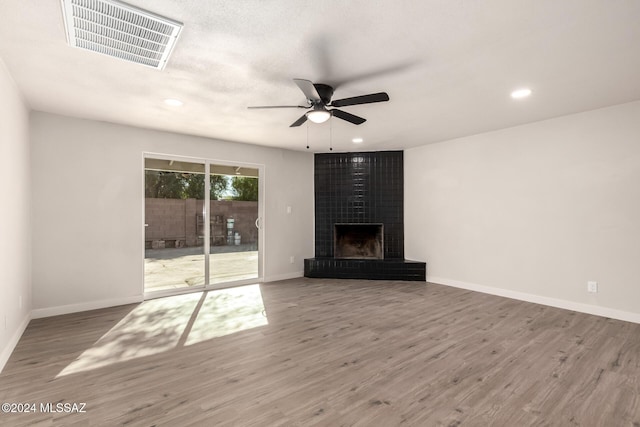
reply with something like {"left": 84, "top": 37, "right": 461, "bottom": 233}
{"left": 248, "top": 79, "right": 389, "bottom": 127}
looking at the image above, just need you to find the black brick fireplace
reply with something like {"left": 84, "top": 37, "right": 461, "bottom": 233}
{"left": 304, "top": 150, "right": 426, "bottom": 281}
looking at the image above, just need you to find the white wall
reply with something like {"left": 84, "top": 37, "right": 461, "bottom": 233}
{"left": 30, "top": 112, "right": 314, "bottom": 316}
{"left": 406, "top": 101, "right": 640, "bottom": 322}
{"left": 0, "top": 59, "right": 31, "bottom": 370}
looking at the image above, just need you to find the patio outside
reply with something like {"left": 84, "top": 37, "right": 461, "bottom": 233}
{"left": 145, "top": 244, "right": 258, "bottom": 292}
{"left": 144, "top": 165, "right": 260, "bottom": 292}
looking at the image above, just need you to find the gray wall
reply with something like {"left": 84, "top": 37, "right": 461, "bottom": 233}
{"left": 0, "top": 59, "right": 31, "bottom": 370}
{"left": 405, "top": 101, "right": 640, "bottom": 321}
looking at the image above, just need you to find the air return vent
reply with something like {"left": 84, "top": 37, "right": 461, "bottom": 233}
{"left": 61, "top": 0, "right": 182, "bottom": 70}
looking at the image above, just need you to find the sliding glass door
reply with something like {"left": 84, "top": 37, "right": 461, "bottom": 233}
{"left": 144, "top": 155, "right": 262, "bottom": 296}
{"left": 209, "top": 164, "right": 259, "bottom": 285}
{"left": 144, "top": 158, "right": 206, "bottom": 292}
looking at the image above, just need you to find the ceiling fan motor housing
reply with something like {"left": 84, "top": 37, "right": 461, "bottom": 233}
{"left": 313, "top": 83, "right": 334, "bottom": 105}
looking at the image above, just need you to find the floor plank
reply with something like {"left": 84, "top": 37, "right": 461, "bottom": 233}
{"left": 1, "top": 278, "right": 639, "bottom": 426}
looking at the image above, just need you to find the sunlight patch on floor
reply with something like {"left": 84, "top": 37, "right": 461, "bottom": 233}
{"left": 185, "top": 284, "right": 267, "bottom": 346}
{"left": 56, "top": 285, "right": 267, "bottom": 377}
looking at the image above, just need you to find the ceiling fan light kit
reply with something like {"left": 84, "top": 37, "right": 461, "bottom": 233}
{"left": 306, "top": 109, "right": 331, "bottom": 124}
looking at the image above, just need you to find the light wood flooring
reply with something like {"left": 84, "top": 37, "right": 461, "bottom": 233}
{"left": 1, "top": 278, "right": 640, "bottom": 426}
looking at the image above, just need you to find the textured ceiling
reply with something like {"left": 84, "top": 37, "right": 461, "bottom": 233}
{"left": 1, "top": 0, "right": 639, "bottom": 152}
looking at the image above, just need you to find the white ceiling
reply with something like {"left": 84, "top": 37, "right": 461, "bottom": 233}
{"left": 1, "top": 0, "right": 639, "bottom": 152}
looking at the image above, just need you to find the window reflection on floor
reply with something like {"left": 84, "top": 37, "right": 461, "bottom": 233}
{"left": 57, "top": 284, "right": 267, "bottom": 377}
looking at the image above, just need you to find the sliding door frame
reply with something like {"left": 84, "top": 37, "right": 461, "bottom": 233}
{"left": 142, "top": 152, "right": 265, "bottom": 299}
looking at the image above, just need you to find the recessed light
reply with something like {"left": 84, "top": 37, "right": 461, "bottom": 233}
{"left": 352, "top": 137, "right": 363, "bottom": 144}
{"left": 164, "top": 98, "right": 183, "bottom": 107}
{"left": 511, "top": 88, "right": 532, "bottom": 99}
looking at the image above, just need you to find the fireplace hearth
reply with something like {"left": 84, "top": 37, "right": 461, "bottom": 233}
{"left": 304, "top": 151, "right": 426, "bottom": 281}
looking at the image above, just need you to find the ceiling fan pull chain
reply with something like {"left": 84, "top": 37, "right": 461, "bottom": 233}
{"left": 306, "top": 120, "right": 310, "bottom": 150}
{"left": 330, "top": 116, "right": 333, "bottom": 151}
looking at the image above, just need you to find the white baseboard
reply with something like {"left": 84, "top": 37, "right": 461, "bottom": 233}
{"left": 263, "top": 271, "right": 303, "bottom": 283}
{"left": 428, "top": 276, "right": 640, "bottom": 324}
{"left": 0, "top": 312, "right": 31, "bottom": 373}
{"left": 31, "top": 295, "right": 144, "bottom": 319}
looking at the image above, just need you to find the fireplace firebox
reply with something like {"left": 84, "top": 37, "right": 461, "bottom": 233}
{"left": 334, "top": 224, "right": 383, "bottom": 259}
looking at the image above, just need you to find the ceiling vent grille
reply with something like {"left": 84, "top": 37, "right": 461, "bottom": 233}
{"left": 61, "top": 0, "right": 182, "bottom": 70}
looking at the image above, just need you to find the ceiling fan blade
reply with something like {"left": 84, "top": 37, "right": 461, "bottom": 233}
{"left": 331, "top": 109, "right": 366, "bottom": 125}
{"left": 248, "top": 105, "right": 308, "bottom": 109}
{"left": 293, "top": 79, "right": 322, "bottom": 102}
{"left": 289, "top": 114, "right": 308, "bottom": 127}
{"left": 331, "top": 92, "right": 389, "bottom": 107}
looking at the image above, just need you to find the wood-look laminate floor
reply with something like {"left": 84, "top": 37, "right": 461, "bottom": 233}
{"left": 1, "top": 278, "right": 639, "bottom": 426}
